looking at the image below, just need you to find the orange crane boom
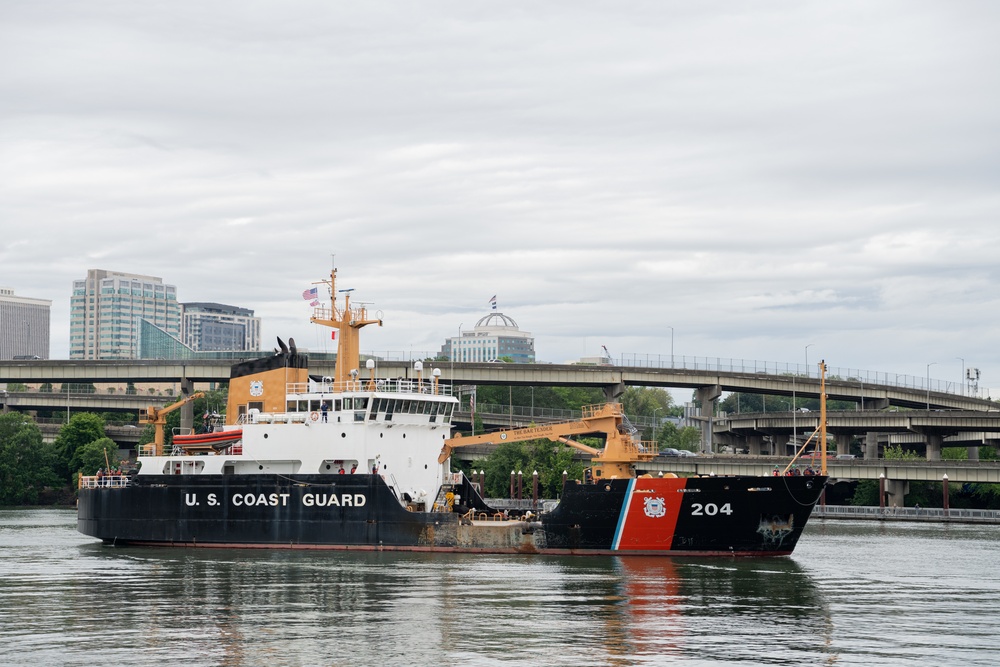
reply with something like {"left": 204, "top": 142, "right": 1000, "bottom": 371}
{"left": 139, "top": 391, "right": 205, "bottom": 456}
{"left": 440, "top": 403, "right": 657, "bottom": 480}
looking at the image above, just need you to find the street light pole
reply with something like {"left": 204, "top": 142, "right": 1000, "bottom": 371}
{"left": 669, "top": 327, "right": 674, "bottom": 367}
{"left": 805, "top": 344, "right": 815, "bottom": 377}
{"left": 926, "top": 362, "right": 937, "bottom": 409}
{"left": 956, "top": 357, "right": 965, "bottom": 396}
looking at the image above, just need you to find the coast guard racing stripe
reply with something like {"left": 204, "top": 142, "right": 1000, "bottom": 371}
{"left": 612, "top": 477, "right": 687, "bottom": 551}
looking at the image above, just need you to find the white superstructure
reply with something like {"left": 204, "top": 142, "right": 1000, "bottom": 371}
{"left": 136, "top": 374, "right": 458, "bottom": 511}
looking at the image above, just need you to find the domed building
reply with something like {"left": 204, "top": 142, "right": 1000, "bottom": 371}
{"left": 441, "top": 312, "right": 535, "bottom": 363}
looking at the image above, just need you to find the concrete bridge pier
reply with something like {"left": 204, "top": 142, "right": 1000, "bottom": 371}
{"left": 603, "top": 381, "right": 625, "bottom": 403}
{"left": 924, "top": 433, "right": 943, "bottom": 461}
{"left": 864, "top": 397, "right": 891, "bottom": 411}
{"left": 180, "top": 376, "right": 195, "bottom": 433}
{"left": 968, "top": 445, "right": 980, "bottom": 461}
{"left": 747, "top": 434, "right": 766, "bottom": 456}
{"left": 828, "top": 431, "right": 852, "bottom": 457}
{"left": 714, "top": 432, "right": 741, "bottom": 453}
{"left": 885, "top": 478, "right": 909, "bottom": 508}
{"left": 864, "top": 432, "right": 879, "bottom": 460}
{"left": 695, "top": 384, "right": 722, "bottom": 454}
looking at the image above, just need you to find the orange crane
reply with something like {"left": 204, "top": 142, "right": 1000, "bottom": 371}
{"left": 439, "top": 403, "right": 657, "bottom": 480}
{"left": 139, "top": 392, "right": 205, "bottom": 456}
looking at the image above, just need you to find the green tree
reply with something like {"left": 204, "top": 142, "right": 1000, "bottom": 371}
{"left": 622, "top": 386, "right": 674, "bottom": 414}
{"left": 74, "top": 437, "right": 122, "bottom": 476}
{"left": 655, "top": 421, "right": 701, "bottom": 452}
{"left": 0, "top": 413, "right": 60, "bottom": 505}
{"left": 53, "top": 413, "right": 107, "bottom": 481}
{"left": 850, "top": 480, "right": 879, "bottom": 506}
{"left": 473, "top": 440, "right": 585, "bottom": 498}
{"left": 720, "top": 391, "right": 859, "bottom": 414}
{"left": 883, "top": 444, "right": 922, "bottom": 461}
{"left": 474, "top": 385, "right": 605, "bottom": 412}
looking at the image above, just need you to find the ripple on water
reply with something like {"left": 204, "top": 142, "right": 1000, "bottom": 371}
{"left": 1, "top": 510, "right": 999, "bottom": 666}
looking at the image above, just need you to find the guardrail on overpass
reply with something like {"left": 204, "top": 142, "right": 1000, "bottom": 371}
{"left": 1, "top": 391, "right": 171, "bottom": 413}
{"left": 2, "top": 358, "right": 993, "bottom": 412}
{"left": 811, "top": 505, "right": 1000, "bottom": 523}
{"left": 33, "top": 418, "right": 144, "bottom": 445}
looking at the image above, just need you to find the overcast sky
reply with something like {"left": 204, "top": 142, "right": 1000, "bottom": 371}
{"left": 2, "top": 1, "right": 998, "bottom": 394}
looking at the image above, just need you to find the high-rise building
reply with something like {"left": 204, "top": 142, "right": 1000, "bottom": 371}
{"left": 181, "top": 302, "right": 261, "bottom": 353}
{"left": 441, "top": 312, "right": 535, "bottom": 363}
{"left": 70, "top": 270, "right": 180, "bottom": 360}
{"left": 0, "top": 288, "right": 51, "bottom": 359}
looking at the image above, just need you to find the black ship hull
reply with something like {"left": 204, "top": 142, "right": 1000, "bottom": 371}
{"left": 78, "top": 474, "right": 826, "bottom": 556}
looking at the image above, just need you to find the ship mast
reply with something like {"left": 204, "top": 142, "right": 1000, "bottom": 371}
{"left": 310, "top": 268, "right": 382, "bottom": 386}
{"left": 819, "top": 359, "right": 828, "bottom": 476}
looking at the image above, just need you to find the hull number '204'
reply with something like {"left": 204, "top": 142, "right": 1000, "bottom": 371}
{"left": 690, "top": 502, "right": 733, "bottom": 517}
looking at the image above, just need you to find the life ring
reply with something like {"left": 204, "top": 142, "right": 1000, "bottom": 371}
{"left": 310, "top": 411, "right": 319, "bottom": 422}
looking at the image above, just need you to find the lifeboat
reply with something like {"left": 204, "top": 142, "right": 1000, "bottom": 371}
{"left": 173, "top": 429, "right": 243, "bottom": 453}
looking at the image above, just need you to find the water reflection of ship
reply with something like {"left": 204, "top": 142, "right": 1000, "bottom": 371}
{"left": 597, "top": 557, "right": 834, "bottom": 663}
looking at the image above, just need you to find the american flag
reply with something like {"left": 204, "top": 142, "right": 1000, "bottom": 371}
{"left": 302, "top": 287, "right": 318, "bottom": 301}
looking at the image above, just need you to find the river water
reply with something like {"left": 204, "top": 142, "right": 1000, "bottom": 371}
{"left": 1, "top": 509, "right": 997, "bottom": 666}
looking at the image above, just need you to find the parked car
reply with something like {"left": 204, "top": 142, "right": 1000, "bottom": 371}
{"left": 661, "top": 448, "right": 682, "bottom": 457}
{"left": 676, "top": 450, "right": 697, "bottom": 457}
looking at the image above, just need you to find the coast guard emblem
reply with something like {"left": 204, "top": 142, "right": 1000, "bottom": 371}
{"left": 643, "top": 497, "right": 667, "bottom": 519}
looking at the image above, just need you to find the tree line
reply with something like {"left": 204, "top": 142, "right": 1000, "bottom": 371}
{"left": 0, "top": 390, "right": 227, "bottom": 506}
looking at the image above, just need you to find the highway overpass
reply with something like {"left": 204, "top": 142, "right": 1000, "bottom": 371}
{"left": 5, "top": 357, "right": 998, "bottom": 461}
{"left": 1, "top": 358, "right": 994, "bottom": 411}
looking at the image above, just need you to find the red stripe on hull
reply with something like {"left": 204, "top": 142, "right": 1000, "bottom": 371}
{"left": 616, "top": 477, "right": 688, "bottom": 551}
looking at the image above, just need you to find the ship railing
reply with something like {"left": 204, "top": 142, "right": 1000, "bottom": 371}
{"left": 581, "top": 403, "right": 623, "bottom": 419}
{"left": 79, "top": 474, "right": 130, "bottom": 489}
{"left": 287, "top": 379, "right": 453, "bottom": 397}
{"left": 635, "top": 440, "right": 658, "bottom": 457}
{"left": 250, "top": 412, "right": 309, "bottom": 425}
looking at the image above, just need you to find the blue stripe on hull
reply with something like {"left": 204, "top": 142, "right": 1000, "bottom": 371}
{"left": 610, "top": 478, "right": 636, "bottom": 551}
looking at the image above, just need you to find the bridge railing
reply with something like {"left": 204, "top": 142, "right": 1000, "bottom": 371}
{"left": 472, "top": 403, "right": 583, "bottom": 422}
{"left": 358, "top": 351, "right": 985, "bottom": 399}
{"left": 614, "top": 354, "right": 981, "bottom": 398}
{"left": 813, "top": 504, "right": 1000, "bottom": 522}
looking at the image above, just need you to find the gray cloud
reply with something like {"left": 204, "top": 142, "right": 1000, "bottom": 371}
{"left": 2, "top": 1, "right": 998, "bottom": 392}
